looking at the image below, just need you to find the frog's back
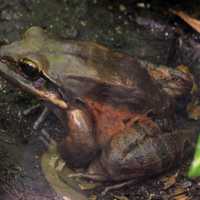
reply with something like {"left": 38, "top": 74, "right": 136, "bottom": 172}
{"left": 54, "top": 40, "right": 173, "bottom": 116}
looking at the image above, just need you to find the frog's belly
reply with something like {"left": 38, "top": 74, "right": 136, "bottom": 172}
{"left": 84, "top": 97, "right": 157, "bottom": 147}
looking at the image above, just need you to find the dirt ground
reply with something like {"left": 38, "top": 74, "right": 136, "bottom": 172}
{"left": 0, "top": 0, "right": 200, "bottom": 199}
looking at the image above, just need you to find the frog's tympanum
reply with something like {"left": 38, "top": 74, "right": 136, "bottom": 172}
{"left": 0, "top": 27, "right": 199, "bottom": 187}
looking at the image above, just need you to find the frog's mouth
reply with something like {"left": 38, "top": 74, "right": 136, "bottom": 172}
{"left": 0, "top": 60, "right": 68, "bottom": 110}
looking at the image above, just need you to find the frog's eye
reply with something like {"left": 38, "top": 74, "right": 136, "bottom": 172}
{"left": 18, "top": 58, "right": 41, "bottom": 79}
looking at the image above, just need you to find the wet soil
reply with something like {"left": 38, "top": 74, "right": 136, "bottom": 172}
{"left": 0, "top": 0, "right": 200, "bottom": 199}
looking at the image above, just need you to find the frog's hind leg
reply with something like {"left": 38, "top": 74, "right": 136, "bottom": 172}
{"left": 67, "top": 156, "right": 138, "bottom": 194}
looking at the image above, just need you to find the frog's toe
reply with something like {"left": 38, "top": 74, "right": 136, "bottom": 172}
{"left": 33, "top": 107, "right": 50, "bottom": 130}
{"left": 101, "top": 179, "right": 135, "bottom": 196}
{"left": 68, "top": 172, "right": 107, "bottom": 182}
{"left": 23, "top": 104, "right": 50, "bottom": 130}
{"left": 38, "top": 128, "right": 56, "bottom": 148}
{"left": 68, "top": 173, "right": 136, "bottom": 195}
{"left": 23, "top": 103, "right": 41, "bottom": 115}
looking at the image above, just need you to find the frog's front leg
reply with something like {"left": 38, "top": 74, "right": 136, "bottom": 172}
{"left": 59, "top": 107, "right": 99, "bottom": 168}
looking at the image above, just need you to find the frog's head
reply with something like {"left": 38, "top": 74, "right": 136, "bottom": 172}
{"left": 0, "top": 26, "right": 51, "bottom": 81}
{"left": 0, "top": 26, "right": 100, "bottom": 86}
{"left": 0, "top": 27, "right": 68, "bottom": 109}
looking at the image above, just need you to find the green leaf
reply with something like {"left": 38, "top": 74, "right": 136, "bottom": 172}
{"left": 188, "top": 134, "right": 200, "bottom": 178}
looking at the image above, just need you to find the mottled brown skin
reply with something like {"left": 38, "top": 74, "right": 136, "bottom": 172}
{"left": 0, "top": 27, "right": 198, "bottom": 183}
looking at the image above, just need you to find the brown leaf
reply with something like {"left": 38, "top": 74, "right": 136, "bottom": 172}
{"left": 170, "top": 185, "right": 190, "bottom": 200}
{"left": 187, "top": 100, "right": 200, "bottom": 120}
{"left": 161, "top": 173, "right": 178, "bottom": 190}
{"left": 173, "top": 186, "right": 186, "bottom": 196}
{"left": 174, "top": 194, "right": 191, "bottom": 200}
{"left": 171, "top": 10, "right": 200, "bottom": 34}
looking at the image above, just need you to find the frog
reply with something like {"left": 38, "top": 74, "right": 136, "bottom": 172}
{"left": 0, "top": 27, "right": 198, "bottom": 192}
